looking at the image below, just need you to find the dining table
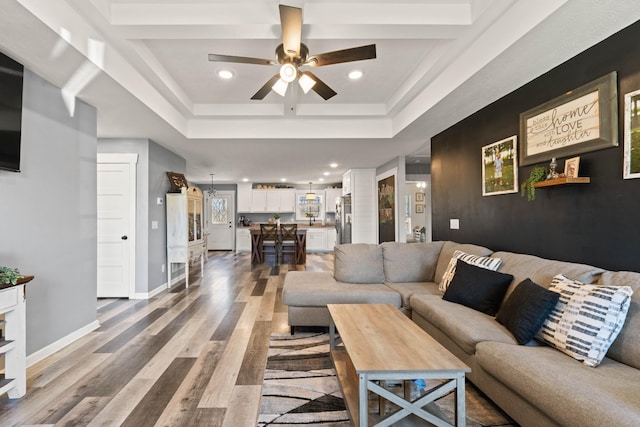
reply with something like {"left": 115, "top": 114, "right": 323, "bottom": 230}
{"left": 250, "top": 227, "right": 307, "bottom": 264}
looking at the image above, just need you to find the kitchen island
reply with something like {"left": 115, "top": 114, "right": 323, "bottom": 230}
{"left": 238, "top": 223, "right": 336, "bottom": 263}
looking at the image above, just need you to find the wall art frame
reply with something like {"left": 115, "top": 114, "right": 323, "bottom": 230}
{"left": 415, "top": 204, "right": 424, "bottom": 213}
{"left": 482, "top": 135, "right": 518, "bottom": 196}
{"left": 623, "top": 88, "right": 640, "bottom": 179}
{"left": 166, "top": 171, "right": 188, "bottom": 192}
{"left": 519, "top": 71, "right": 618, "bottom": 166}
{"left": 415, "top": 192, "right": 425, "bottom": 202}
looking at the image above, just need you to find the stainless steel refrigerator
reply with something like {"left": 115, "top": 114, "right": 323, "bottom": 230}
{"left": 336, "top": 195, "right": 352, "bottom": 244}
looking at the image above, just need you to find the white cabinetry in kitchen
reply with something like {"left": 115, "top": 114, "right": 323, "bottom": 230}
{"left": 266, "top": 189, "right": 295, "bottom": 212}
{"left": 236, "top": 228, "right": 250, "bottom": 253}
{"left": 305, "top": 228, "right": 327, "bottom": 251}
{"left": 237, "top": 183, "right": 252, "bottom": 213}
{"left": 325, "top": 188, "right": 342, "bottom": 213}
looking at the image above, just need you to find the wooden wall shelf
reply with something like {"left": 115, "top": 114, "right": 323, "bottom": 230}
{"left": 533, "top": 177, "right": 591, "bottom": 188}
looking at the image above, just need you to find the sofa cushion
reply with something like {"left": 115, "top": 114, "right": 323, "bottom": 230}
{"left": 283, "top": 271, "right": 401, "bottom": 306}
{"left": 442, "top": 260, "right": 513, "bottom": 316}
{"left": 476, "top": 341, "right": 640, "bottom": 427}
{"left": 496, "top": 278, "right": 560, "bottom": 344}
{"left": 433, "top": 241, "right": 494, "bottom": 284}
{"left": 536, "top": 274, "right": 633, "bottom": 367}
{"left": 384, "top": 281, "right": 440, "bottom": 307}
{"left": 598, "top": 270, "right": 640, "bottom": 369}
{"left": 334, "top": 243, "right": 384, "bottom": 284}
{"left": 439, "top": 250, "right": 503, "bottom": 292}
{"left": 381, "top": 241, "right": 443, "bottom": 283}
{"left": 410, "top": 294, "right": 516, "bottom": 355}
{"left": 490, "top": 251, "right": 604, "bottom": 300}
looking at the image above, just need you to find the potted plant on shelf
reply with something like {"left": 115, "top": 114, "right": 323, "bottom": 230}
{"left": 521, "top": 166, "right": 547, "bottom": 201}
{"left": 0, "top": 266, "right": 23, "bottom": 286}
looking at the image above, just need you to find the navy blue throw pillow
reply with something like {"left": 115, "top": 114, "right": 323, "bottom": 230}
{"left": 496, "top": 278, "right": 560, "bottom": 344}
{"left": 442, "top": 259, "right": 513, "bottom": 316}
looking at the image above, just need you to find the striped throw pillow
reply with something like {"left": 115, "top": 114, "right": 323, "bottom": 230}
{"left": 439, "top": 250, "right": 503, "bottom": 292}
{"left": 536, "top": 274, "right": 633, "bottom": 367}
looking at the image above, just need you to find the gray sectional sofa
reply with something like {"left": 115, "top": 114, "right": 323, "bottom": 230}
{"left": 282, "top": 241, "right": 640, "bottom": 427}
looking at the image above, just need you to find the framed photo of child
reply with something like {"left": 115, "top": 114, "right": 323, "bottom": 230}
{"left": 482, "top": 136, "right": 518, "bottom": 196}
{"left": 564, "top": 156, "right": 580, "bottom": 178}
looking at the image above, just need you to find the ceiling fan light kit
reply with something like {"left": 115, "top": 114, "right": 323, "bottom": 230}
{"left": 208, "top": 4, "right": 376, "bottom": 101}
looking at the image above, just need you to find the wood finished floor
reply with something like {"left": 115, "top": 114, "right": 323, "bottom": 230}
{"left": 0, "top": 251, "right": 334, "bottom": 427}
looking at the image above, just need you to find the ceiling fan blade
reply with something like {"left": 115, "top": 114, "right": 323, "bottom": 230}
{"left": 306, "top": 44, "right": 377, "bottom": 67}
{"left": 251, "top": 74, "right": 281, "bottom": 100}
{"left": 208, "top": 54, "right": 276, "bottom": 66}
{"left": 279, "top": 5, "right": 302, "bottom": 58}
{"left": 302, "top": 71, "right": 337, "bottom": 100}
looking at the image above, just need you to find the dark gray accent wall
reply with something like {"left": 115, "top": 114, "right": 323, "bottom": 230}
{"left": 431, "top": 19, "right": 640, "bottom": 273}
{"left": 0, "top": 70, "right": 98, "bottom": 355}
{"left": 98, "top": 138, "right": 185, "bottom": 294}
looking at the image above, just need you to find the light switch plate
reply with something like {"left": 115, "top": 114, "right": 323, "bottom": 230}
{"left": 450, "top": 219, "right": 460, "bottom": 229}
{"left": 157, "top": 197, "right": 164, "bottom": 205}
{"left": 151, "top": 220, "right": 158, "bottom": 229}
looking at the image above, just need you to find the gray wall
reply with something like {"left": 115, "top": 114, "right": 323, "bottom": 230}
{"left": 0, "top": 70, "right": 98, "bottom": 355}
{"left": 98, "top": 138, "right": 185, "bottom": 294}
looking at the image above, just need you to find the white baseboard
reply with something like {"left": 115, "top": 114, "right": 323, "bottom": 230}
{"left": 131, "top": 282, "right": 167, "bottom": 299}
{"left": 26, "top": 320, "right": 100, "bottom": 368}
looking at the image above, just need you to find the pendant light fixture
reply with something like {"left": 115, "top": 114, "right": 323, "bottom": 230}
{"left": 208, "top": 173, "right": 217, "bottom": 197}
{"left": 305, "top": 181, "right": 316, "bottom": 201}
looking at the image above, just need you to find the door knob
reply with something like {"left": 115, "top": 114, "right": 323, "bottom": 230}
{"left": 121, "top": 235, "right": 128, "bottom": 240}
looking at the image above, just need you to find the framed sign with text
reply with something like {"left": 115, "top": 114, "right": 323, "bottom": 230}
{"left": 519, "top": 72, "right": 618, "bottom": 166}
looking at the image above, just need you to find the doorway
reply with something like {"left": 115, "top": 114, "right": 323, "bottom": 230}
{"left": 206, "top": 190, "right": 235, "bottom": 251}
{"left": 96, "top": 153, "right": 137, "bottom": 298}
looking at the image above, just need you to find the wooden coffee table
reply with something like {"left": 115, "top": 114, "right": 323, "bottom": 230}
{"left": 328, "top": 304, "right": 471, "bottom": 427}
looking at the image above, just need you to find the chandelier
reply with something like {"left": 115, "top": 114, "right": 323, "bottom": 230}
{"left": 208, "top": 174, "right": 217, "bottom": 197}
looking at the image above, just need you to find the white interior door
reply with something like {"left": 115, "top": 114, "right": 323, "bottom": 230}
{"left": 207, "top": 191, "right": 235, "bottom": 250}
{"left": 97, "top": 154, "right": 137, "bottom": 298}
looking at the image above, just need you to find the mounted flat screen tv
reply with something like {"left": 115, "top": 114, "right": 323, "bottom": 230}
{"left": 0, "top": 52, "right": 24, "bottom": 172}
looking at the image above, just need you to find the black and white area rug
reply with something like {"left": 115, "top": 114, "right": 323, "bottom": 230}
{"left": 257, "top": 332, "right": 517, "bottom": 427}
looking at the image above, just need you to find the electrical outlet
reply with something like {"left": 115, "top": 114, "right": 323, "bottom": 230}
{"left": 161, "top": 264, "right": 165, "bottom": 273}
{"left": 157, "top": 197, "right": 164, "bottom": 205}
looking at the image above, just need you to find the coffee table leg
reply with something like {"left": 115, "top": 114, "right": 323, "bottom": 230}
{"left": 456, "top": 374, "right": 466, "bottom": 426}
{"left": 359, "top": 373, "right": 368, "bottom": 427}
{"left": 329, "top": 318, "right": 336, "bottom": 349}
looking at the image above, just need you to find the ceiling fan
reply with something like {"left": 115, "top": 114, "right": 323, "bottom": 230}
{"left": 208, "top": 4, "right": 376, "bottom": 101}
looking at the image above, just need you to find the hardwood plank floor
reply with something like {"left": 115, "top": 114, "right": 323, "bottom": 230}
{"left": 0, "top": 251, "right": 333, "bottom": 427}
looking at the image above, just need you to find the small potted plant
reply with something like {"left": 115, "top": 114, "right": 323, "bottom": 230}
{"left": 0, "top": 266, "right": 23, "bottom": 286}
{"left": 273, "top": 213, "right": 281, "bottom": 226}
{"left": 521, "top": 166, "right": 547, "bottom": 201}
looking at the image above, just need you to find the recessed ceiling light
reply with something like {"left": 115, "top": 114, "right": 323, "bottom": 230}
{"left": 242, "top": 178, "right": 249, "bottom": 182}
{"left": 329, "top": 163, "right": 338, "bottom": 168}
{"left": 218, "top": 69, "right": 234, "bottom": 79}
{"left": 348, "top": 70, "right": 363, "bottom": 80}
{"left": 280, "top": 178, "right": 286, "bottom": 182}
{"left": 318, "top": 178, "right": 325, "bottom": 182}
{"left": 323, "top": 171, "right": 330, "bottom": 176}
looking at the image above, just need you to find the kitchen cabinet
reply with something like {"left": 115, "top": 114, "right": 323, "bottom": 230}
{"left": 266, "top": 189, "right": 296, "bottom": 212}
{"left": 236, "top": 228, "right": 250, "bottom": 253}
{"left": 326, "top": 227, "right": 337, "bottom": 249}
{"left": 251, "top": 190, "right": 268, "bottom": 212}
{"left": 237, "top": 183, "right": 252, "bottom": 212}
{"left": 166, "top": 187, "right": 205, "bottom": 288}
{"left": 305, "top": 228, "right": 327, "bottom": 251}
{"left": 325, "top": 188, "right": 342, "bottom": 213}
{"left": 342, "top": 171, "right": 352, "bottom": 196}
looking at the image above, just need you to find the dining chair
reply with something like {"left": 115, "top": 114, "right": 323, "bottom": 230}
{"left": 260, "top": 224, "right": 279, "bottom": 264}
{"left": 279, "top": 223, "right": 298, "bottom": 264}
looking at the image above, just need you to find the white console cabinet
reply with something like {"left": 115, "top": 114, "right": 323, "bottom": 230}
{"left": 0, "top": 281, "right": 28, "bottom": 399}
{"left": 166, "top": 187, "right": 205, "bottom": 288}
